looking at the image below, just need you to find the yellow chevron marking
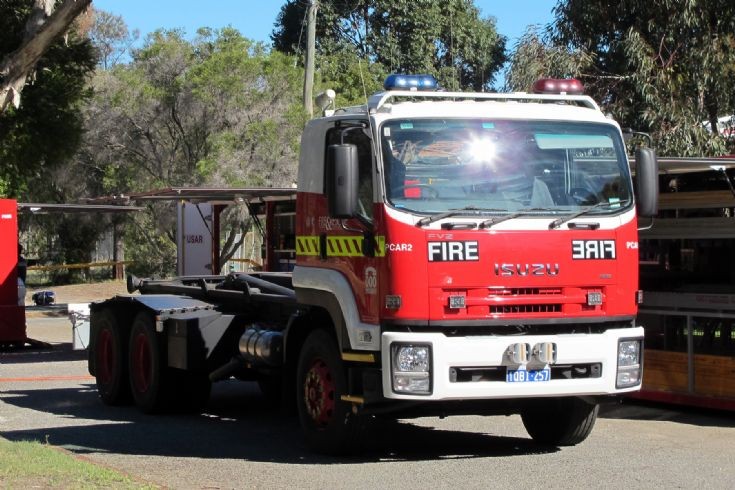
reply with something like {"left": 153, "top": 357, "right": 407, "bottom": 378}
{"left": 296, "top": 236, "right": 319, "bottom": 255}
{"left": 295, "top": 235, "right": 386, "bottom": 257}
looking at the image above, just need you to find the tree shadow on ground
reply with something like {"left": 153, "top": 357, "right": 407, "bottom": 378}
{"left": 1, "top": 343, "right": 86, "bottom": 364}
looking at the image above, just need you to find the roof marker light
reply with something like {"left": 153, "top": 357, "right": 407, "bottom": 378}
{"left": 532, "top": 78, "right": 584, "bottom": 95}
{"left": 384, "top": 74, "right": 438, "bottom": 91}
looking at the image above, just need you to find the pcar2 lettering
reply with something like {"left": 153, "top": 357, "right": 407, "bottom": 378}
{"left": 428, "top": 241, "right": 479, "bottom": 262}
{"left": 572, "top": 239, "right": 616, "bottom": 259}
{"left": 494, "top": 263, "right": 560, "bottom": 276}
{"left": 387, "top": 243, "right": 413, "bottom": 252}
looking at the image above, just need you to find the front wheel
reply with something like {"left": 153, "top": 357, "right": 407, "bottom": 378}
{"left": 296, "top": 329, "right": 365, "bottom": 455}
{"left": 520, "top": 397, "right": 599, "bottom": 446}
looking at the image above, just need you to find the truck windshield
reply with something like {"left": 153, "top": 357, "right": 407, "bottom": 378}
{"left": 381, "top": 119, "right": 632, "bottom": 216}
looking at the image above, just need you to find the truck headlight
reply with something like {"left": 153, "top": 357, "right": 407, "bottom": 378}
{"left": 616, "top": 339, "right": 642, "bottom": 388}
{"left": 391, "top": 343, "right": 432, "bottom": 395}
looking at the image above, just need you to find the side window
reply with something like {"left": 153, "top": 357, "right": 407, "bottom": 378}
{"left": 326, "top": 124, "right": 373, "bottom": 221}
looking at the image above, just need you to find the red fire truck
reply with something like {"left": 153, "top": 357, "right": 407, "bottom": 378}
{"left": 88, "top": 75, "right": 659, "bottom": 454}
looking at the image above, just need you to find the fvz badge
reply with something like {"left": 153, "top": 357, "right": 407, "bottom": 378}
{"left": 428, "top": 241, "right": 479, "bottom": 262}
{"left": 572, "top": 240, "right": 616, "bottom": 260}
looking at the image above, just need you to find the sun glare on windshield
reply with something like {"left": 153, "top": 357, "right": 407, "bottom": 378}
{"left": 467, "top": 137, "right": 496, "bottom": 163}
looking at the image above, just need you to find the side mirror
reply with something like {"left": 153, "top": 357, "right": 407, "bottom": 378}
{"left": 326, "top": 144, "right": 359, "bottom": 218}
{"left": 634, "top": 147, "right": 659, "bottom": 217}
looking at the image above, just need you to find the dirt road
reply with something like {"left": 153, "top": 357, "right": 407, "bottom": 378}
{"left": 24, "top": 280, "right": 130, "bottom": 308}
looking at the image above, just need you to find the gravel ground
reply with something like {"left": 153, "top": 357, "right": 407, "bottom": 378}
{"left": 2, "top": 338, "right": 734, "bottom": 490}
{"left": 24, "top": 280, "right": 131, "bottom": 310}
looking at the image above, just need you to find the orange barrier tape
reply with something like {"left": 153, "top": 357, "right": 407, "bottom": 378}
{"left": 225, "top": 258, "right": 262, "bottom": 266}
{"left": 28, "top": 261, "right": 132, "bottom": 272}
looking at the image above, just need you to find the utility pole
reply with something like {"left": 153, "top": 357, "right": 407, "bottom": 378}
{"left": 303, "top": 0, "right": 317, "bottom": 118}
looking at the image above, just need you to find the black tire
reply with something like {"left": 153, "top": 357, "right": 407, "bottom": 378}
{"left": 296, "top": 329, "right": 365, "bottom": 455}
{"left": 92, "top": 310, "right": 131, "bottom": 405}
{"left": 128, "top": 312, "right": 173, "bottom": 413}
{"left": 521, "top": 397, "right": 599, "bottom": 446}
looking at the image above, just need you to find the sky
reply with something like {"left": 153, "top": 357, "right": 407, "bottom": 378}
{"left": 93, "top": 0, "right": 558, "bottom": 85}
{"left": 93, "top": 1, "right": 557, "bottom": 45}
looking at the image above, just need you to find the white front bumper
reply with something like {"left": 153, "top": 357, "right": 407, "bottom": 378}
{"left": 381, "top": 327, "right": 643, "bottom": 400}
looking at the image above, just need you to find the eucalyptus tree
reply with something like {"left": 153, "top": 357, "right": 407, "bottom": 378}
{"left": 89, "top": 9, "right": 139, "bottom": 69}
{"left": 80, "top": 28, "right": 306, "bottom": 275}
{"left": 505, "top": 25, "right": 593, "bottom": 93}
{"left": 552, "top": 0, "right": 735, "bottom": 156}
{"left": 0, "top": 0, "right": 92, "bottom": 113}
{"left": 272, "top": 0, "right": 506, "bottom": 92}
{"left": 0, "top": 0, "right": 96, "bottom": 198}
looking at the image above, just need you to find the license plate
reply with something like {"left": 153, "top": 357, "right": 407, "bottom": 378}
{"left": 506, "top": 368, "right": 550, "bottom": 383}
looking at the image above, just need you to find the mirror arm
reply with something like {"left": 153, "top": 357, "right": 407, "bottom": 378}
{"left": 637, "top": 216, "right": 655, "bottom": 232}
{"left": 341, "top": 213, "right": 373, "bottom": 232}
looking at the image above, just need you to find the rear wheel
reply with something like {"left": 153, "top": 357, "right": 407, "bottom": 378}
{"left": 296, "top": 329, "right": 364, "bottom": 455}
{"left": 93, "top": 310, "right": 130, "bottom": 405}
{"left": 128, "top": 312, "right": 172, "bottom": 413}
{"left": 521, "top": 397, "right": 599, "bottom": 446}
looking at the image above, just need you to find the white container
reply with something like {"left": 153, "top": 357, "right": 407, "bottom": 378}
{"left": 18, "top": 278, "right": 25, "bottom": 306}
{"left": 68, "top": 303, "right": 90, "bottom": 350}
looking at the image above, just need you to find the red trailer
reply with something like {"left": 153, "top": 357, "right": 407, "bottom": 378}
{"left": 0, "top": 198, "right": 27, "bottom": 346}
{"left": 636, "top": 157, "right": 735, "bottom": 411}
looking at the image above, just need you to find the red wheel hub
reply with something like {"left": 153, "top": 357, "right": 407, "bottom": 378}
{"left": 96, "top": 328, "right": 114, "bottom": 384}
{"left": 131, "top": 332, "right": 152, "bottom": 393}
{"left": 304, "top": 358, "right": 335, "bottom": 426}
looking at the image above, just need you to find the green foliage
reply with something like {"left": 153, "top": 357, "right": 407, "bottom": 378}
{"left": 0, "top": 1, "right": 99, "bottom": 284}
{"left": 124, "top": 207, "right": 177, "bottom": 277}
{"left": 315, "top": 46, "right": 386, "bottom": 107}
{"left": 272, "top": 0, "right": 506, "bottom": 92}
{"left": 51, "top": 217, "right": 94, "bottom": 283}
{"left": 0, "top": 0, "right": 96, "bottom": 199}
{"left": 89, "top": 9, "right": 139, "bottom": 69}
{"left": 551, "top": 0, "right": 735, "bottom": 156}
{"left": 506, "top": 25, "right": 593, "bottom": 92}
{"left": 80, "top": 27, "right": 306, "bottom": 275}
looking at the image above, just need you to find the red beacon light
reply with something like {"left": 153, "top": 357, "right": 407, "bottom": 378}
{"left": 532, "top": 78, "right": 584, "bottom": 95}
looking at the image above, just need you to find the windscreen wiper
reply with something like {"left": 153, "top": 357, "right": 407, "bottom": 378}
{"left": 416, "top": 206, "right": 505, "bottom": 227}
{"left": 480, "top": 208, "right": 558, "bottom": 229}
{"left": 548, "top": 202, "right": 623, "bottom": 229}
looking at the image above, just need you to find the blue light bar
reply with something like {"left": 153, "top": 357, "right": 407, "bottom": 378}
{"left": 383, "top": 74, "right": 438, "bottom": 91}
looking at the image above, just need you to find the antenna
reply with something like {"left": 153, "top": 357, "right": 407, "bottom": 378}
{"left": 293, "top": 1, "right": 309, "bottom": 67}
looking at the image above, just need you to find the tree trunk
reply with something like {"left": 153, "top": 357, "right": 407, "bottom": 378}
{"left": 113, "top": 220, "right": 125, "bottom": 280}
{"left": 704, "top": 87, "right": 719, "bottom": 136}
{"left": 0, "top": 0, "right": 92, "bottom": 113}
{"left": 219, "top": 220, "right": 252, "bottom": 271}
